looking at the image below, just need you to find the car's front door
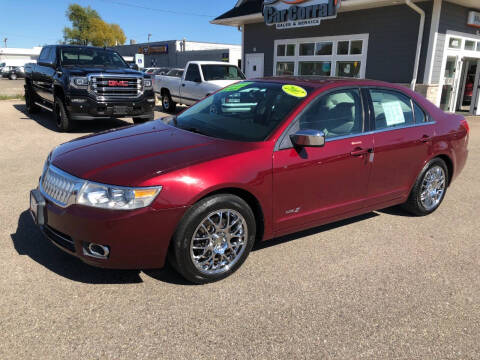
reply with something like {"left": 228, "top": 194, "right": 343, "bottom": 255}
{"left": 181, "top": 64, "right": 204, "bottom": 105}
{"left": 273, "top": 88, "right": 374, "bottom": 235}
{"left": 365, "top": 88, "right": 435, "bottom": 207}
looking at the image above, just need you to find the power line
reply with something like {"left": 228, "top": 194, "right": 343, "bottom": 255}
{"left": 98, "top": 0, "right": 216, "bottom": 18}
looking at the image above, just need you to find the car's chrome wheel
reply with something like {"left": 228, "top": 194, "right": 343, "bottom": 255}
{"left": 190, "top": 209, "right": 248, "bottom": 275}
{"left": 420, "top": 165, "right": 446, "bottom": 211}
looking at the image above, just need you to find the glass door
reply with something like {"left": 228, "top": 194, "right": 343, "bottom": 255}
{"left": 440, "top": 56, "right": 462, "bottom": 112}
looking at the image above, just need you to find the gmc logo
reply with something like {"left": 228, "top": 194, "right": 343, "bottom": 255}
{"left": 108, "top": 80, "right": 129, "bottom": 87}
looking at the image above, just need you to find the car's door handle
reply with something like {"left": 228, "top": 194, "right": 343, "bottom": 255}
{"left": 420, "top": 135, "right": 432, "bottom": 143}
{"left": 182, "top": 83, "right": 186, "bottom": 87}
{"left": 350, "top": 148, "right": 372, "bottom": 157}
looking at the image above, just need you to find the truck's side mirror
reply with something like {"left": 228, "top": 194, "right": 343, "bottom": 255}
{"left": 130, "top": 64, "right": 139, "bottom": 70}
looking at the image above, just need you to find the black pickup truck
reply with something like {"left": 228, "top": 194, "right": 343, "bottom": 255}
{"left": 24, "top": 45, "right": 155, "bottom": 131}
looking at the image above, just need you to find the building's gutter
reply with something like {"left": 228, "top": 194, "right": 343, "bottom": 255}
{"left": 405, "top": 0, "right": 425, "bottom": 90}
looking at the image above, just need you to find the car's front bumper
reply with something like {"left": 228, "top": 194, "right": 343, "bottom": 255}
{"left": 31, "top": 191, "right": 187, "bottom": 269}
{"left": 65, "top": 91, "right": 155, "bottom": 121}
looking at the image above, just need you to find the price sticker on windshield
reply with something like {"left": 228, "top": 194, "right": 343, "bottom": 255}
{"left": 221, "top": 82, "right": 253, "bottom": 92}
{"left": 282, "top": 85, "right": 307, "bottom": 98}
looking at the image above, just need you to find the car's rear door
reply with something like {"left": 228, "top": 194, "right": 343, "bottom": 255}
{"left": 365, "top": 88, "right": 435, "bottom": 207}
{"left": 272, "top": 87, "right": 374, "bottom": 235}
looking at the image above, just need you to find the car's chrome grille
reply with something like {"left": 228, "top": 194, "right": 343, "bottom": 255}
{"left": 40, "top": 166, "right": 83, "bottom": 207}
{"left": 89, "top": 75, "right": 143, "bottom": 100}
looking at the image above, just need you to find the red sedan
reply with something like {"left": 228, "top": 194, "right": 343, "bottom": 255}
{"left": 30, "top": 78, "right": 469, "bottom": 283}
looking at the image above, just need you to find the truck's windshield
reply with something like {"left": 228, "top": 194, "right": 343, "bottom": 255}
{"left": 60, "top": 48, "right": 128, "bottom": 68}
{"left": 168, "top": 81, "right": 312, "bottom": 142}
{"left": 201, "top": 65, "right": 245, "bottom": 81}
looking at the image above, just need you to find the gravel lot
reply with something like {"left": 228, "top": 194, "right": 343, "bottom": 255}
{"left": 0, "top": 78, "right": 25, "bottom": 96}
{"left": 0, "top": 99, "right": 479, "bottom": 359}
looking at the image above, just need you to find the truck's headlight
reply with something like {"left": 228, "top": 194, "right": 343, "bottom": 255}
{"left": 71, "top": 77, "right": 88, "bottom": 88}
{"left": 143, "top": 79, "right": 153, "bottom": 89}
{"left": 77, "top": 182, "right": 161, "bottom": 210}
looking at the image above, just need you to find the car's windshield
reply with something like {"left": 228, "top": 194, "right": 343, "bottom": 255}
{"left": 60, "top": 48, "right": 128, "bottom": 68}
{"left": 201, "top": 65, "right": 245, "bottom": 81}
{"left": 0, "top": 63, "right": 5, "bottom": 68}
{"left": 168, "top": 81, "right": 312, "bottom": 142}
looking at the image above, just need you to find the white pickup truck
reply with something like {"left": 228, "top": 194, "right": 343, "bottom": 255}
{"left": 154, "top": 61, "right": 245, "bottom": 112}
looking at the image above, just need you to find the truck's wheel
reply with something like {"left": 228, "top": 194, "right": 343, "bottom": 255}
{"left": 9, "top": 73, "right": 17, "bottom": 80}
{"left": 162, "top": 92, "right": 176, "bottom": 113}
{"left": 54, "top": 97, "right": 72, "bottom": 132}
{"left": 133, "top": 114, "right": 154, "bottom": 124}
{"left": 25, "top": 86, "right": 39, "bottom": 114}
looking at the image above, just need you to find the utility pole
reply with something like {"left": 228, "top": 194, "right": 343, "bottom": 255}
{"left": 3, "top": 38, "right": 7, "bottom": 48}
{"left": 148, "top": 33, "right": 152, "bottom": 43}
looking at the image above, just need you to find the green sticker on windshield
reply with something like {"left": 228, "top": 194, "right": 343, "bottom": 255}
{"left": 221, "top": 82, "right": 253, "bottom": 92}
{"left": 282, "top": 84, "right": 307, "bottom": 98}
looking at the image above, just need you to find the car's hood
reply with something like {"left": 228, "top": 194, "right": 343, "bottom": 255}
{"left": 207, "top": 80, "right": 241, "bottom": 88}
{"left": 51, "top": 121, "right": 252, "bottom": 187}
{"left": 65, "top": 67, "right": 144, "bottom": 77}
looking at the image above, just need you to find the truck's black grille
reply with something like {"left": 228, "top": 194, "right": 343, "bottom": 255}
{"left": 90, "top": 76, "right": 142, "bottom": 100}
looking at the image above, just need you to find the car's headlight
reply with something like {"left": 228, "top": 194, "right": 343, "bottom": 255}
{"left": 143, "top": 78, "right": 153, "bottom": 89}
{"left": 70, "top": 77, "right": 88, "bottom": 88}
{"left": 77, "top": 182, "right": 162, "bottom": 210}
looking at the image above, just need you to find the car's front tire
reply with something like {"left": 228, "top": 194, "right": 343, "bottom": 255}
{"left": 403, "top": 158, "right": 449, "bottom": 216}
{"left": 25, "top": 85, "right": 39, "bottom": 114}
{"left": 9, "top": 73, "right": 17, "bottom": 80}
{"left": 171, "top": 194, "right": 256, "bottom": 284}
{"left": 161, "top": 91, "right": 176, "bottom": 113}
{"left": 54, "top": 96, "right": 72, "bottom": 132}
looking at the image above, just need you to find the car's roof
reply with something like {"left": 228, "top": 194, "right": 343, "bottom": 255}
{"left": 253, "top": 76, "right": 396, "bottom": 89}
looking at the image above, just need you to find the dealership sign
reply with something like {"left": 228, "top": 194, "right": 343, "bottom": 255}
{"left": 263, "top": 0, "right": 341, "bottom": 29}
{"left": 468, "top": 11, "right": 480, "bottom": 28}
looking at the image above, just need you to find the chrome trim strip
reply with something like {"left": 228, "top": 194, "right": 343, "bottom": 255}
{"left": 324, "top": 121, "right": 436, "bottom": 143}
{"left": 34, "top": 102, "right": 53, "bottom": 112}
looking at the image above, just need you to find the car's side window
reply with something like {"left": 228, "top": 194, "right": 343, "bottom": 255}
{"left": 185, "top": 64, "right": 201, "bottom": 82}
{"left": 297, "top": 89, "right": 364, "bottom": 139}
{"left": 413, "top": 102, "right": 427, "bottom": 123}
{"left": 49, "top": 47, "right": 57, "bottom": 64}
{"left": 370, "top": 90, "right": 414, "bottom": 130}
{"left": 38, "top": 47, "right": 49, "bottom": 62}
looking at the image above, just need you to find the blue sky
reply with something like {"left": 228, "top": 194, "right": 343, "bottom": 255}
{"left": 0, "top": 0, "right": 240, "bottom": 48}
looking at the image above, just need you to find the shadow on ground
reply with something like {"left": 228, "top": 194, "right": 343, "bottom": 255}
{"left": 11, "top": 210, "right": 191, "bottom": 285}
{"left": 13, "top": 104, "right": 132, "bottom": 133}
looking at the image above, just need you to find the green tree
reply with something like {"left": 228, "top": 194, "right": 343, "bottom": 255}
{"left": 63, "top": 4, "right": 126, "bottom": 46}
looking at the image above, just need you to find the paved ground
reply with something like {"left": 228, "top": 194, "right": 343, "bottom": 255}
{"left": 0, "top": 100, "right": 479, "bottom": 359}
{"left": 0, "top": 78, "right": 24, "bottom": 96}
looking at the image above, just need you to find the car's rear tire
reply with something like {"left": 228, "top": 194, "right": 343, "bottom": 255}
{"left": 25, "top": 85, "right": 39, "bottom": 114}
{"left": 161, "top": 91, "right": 176, "bottom": 113}
{"left": 402, "top": 158, "right": 449, "bottom": 216}
{"left": 133, "top": 114, "right": 154, "bottom": 124}
{"left": 54, "top": 96, "right": 72, "bottom": 132}
{"left": 171, "top": 194, "right": 256, "bottom": 284}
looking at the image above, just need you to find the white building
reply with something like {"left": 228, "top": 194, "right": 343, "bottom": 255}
{"left": 0, "top": 47, "right": 42, "bottom": 67}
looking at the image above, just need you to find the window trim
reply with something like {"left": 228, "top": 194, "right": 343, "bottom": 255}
{"left": 274, "top": 34, "right": 369, "bottom": 78}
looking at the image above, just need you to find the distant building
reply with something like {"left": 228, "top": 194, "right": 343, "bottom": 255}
{"left": 114, "top": 40, "right": 241, "bottom": 69}
{"left": 0, "top": 47, "right": 42, "bottom": 67}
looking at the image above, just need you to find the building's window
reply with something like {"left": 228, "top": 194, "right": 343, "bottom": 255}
{"left": 315, "top": 42, "right": 333, "bottom": 55}
{"left": 299, "top": 61, "right": 332, "bottom": 76}
{"left": 300, "top": 43, "right": 315, "bottom": 56}
{"left": 465, "top": 40, "right": 476, "bottom": 51}
{"left": 337, "top": 41, "right": 349, "bottom": 55}
{"left": 336, "top": 61, "right": 361, "bottom": 78}
{"left": 350, "top": 40, "right": 363, "bottom": 55}
{"left": 276, "top": 62, "right": 294, "bottom": 76}
{"left": 449, "top": 37, "right": 462, "bottom": 49}
{"left": 277, "top": 44, "right": 295, "bottom": 56}
{"left": 286, "top": 44, "right": 295, "bottom": 56}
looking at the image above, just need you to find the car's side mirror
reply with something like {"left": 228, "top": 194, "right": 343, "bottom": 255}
{"left": 290, "top": 129, "right": 326, "bottom": 148}
{"left": 130, "top": 64, "right": 139, "bottom": 70}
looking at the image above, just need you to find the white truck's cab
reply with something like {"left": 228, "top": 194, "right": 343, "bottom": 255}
{"left": 154, "top": 61, "right": 245, "bottom": 112}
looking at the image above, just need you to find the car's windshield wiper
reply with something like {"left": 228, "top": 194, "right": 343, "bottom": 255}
{"left": 181, "top": 127, "right": 209, "bottom": 136}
